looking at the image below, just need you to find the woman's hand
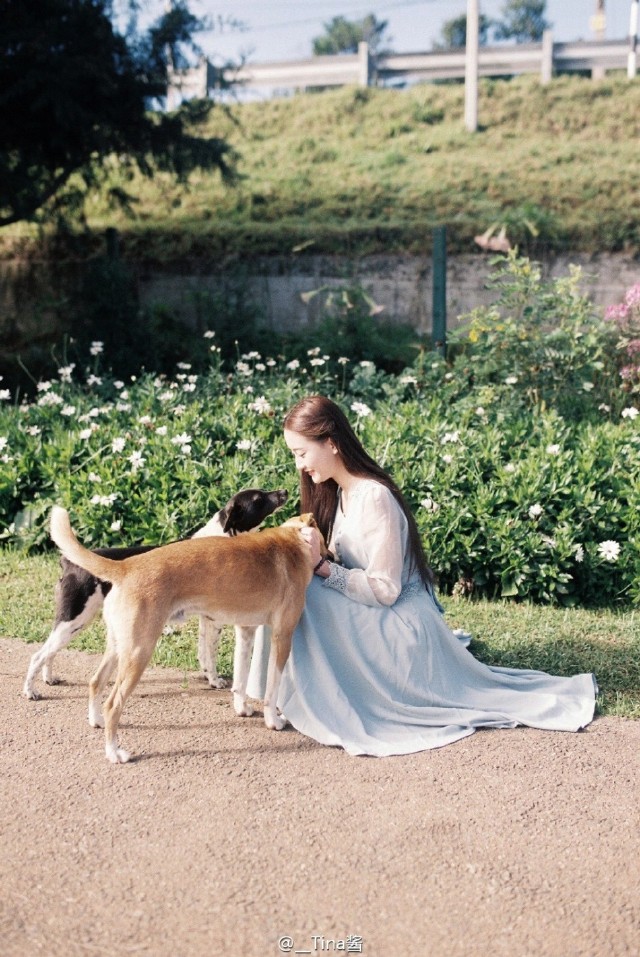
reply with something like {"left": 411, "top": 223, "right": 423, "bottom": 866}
{"left": 300, "top": 525, "right": 330, "bottom": 576}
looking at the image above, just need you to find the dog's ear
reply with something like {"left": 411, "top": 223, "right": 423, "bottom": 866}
{"left": 218, "top": 502, "right": 239, "bottom": 535}
{"left": 299, "top": 513, "right": 317, "bottom": 527}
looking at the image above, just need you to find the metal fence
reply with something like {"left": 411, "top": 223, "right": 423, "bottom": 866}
{"left": 168, "top": 33, "right": 636, "bottom": 105}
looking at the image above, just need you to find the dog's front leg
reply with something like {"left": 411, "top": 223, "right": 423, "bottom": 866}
{"left": 232, "top": 626, "right": 258, "bottom": 717}
{"left": 262, "top": 632, "right": 292, "bottom": 731}
{"left": 198, "top": 616, "right": 227, "bottom": 689}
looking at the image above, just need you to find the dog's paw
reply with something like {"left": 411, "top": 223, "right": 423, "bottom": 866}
{"left": 23, "top": 685, "right": 40, "bottom": 701}
{"left": 207, "top": 675, "right": 228, "bottom": 690}
{"left": 88, "top": 705, "right": 104, "bottom": 729}
{"left": 106, "top": 744, "right": 131, "bottom": 764}
{"left": 264, "top": 707, "right": 287, "bottom": 731}
{"left": 233, "top": 692, "right": 254, "bottom": 717}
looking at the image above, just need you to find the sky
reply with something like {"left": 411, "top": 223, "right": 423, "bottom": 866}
{"left": 144, "top": 0, "right": 636, "bottom": 66}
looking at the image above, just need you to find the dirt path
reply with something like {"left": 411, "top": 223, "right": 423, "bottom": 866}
{"left": 1, "top": 637, "right": 639, "bottom": 957}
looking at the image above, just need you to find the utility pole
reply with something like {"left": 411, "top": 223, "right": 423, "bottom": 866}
{"left": 465, "top": 0, "right": 479, "bottom": 133}
{"left": 629, "top": 0, "right": 639, "bottom": 77}
{"left": 590, "top": 0, "right": 606, "bottom": 39}
{"left": 590, "top": 1, "right": 606, "bottom": 78}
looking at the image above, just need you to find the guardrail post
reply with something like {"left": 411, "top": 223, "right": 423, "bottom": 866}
{"left": 358, "top": 42, "right": 371, "bottom": 86}
{"left": 432, "top": 227, "right": 447, "bottom": 357}
{"left": 541, "top": 29, "right": 554, "bottom": 84}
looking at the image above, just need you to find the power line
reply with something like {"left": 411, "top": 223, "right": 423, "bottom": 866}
{"left": 229, "top": 0, "right": 444, "bottom": 36}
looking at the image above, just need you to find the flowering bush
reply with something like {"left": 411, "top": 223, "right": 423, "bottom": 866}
{"left": 448, "top": 252, "right": 620, "bottom": 420}
{"left": 1, "top": 256, "right": 638, "bottom": 607}
{"left": 605, "top": 282, "right": 640, "bottom": 397}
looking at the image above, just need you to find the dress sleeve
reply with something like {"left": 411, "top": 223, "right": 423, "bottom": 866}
{"left": 322, "top": 484, "right": 407, "bottom": 607}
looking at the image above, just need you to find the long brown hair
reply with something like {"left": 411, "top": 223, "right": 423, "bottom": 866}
{"left": 283, "top": 395, "right": 434, "bottom": 586}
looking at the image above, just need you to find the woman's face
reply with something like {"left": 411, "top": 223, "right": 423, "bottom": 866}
{"left": 284, "top": 429, "right": 338, "bottom": 484}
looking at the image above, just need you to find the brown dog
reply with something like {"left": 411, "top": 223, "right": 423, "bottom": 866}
{"left": 49, "top": 506, "right": 326, "bottom": 764}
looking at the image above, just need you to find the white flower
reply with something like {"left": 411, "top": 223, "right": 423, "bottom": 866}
{"left": 504, "top": 463, "right": 516, "bottom": 473}
{"left": 360, "top": 360, "right": 374, "bottom": 369}
{"left": 26, "top": 425, "right": 41, "bottom": 436}
{"left": 182, "top": 382, "right": 196, "bottom": 393}
{"left": 546, "top": 444, "right": 561, "bottom": 455}
{"left": 249, "top": 396, "right": 272, "bottom": 415}
{"left": 420, "top": 496, "right": 440, "bottom": 513}
{"left": 0, "top": 389, "right": 10, "bottom": 401}
{"left": 255, "top": 363, "right": 266, "bottom": 372}
{"left": 244, "top": 351, "right": 261, "bottom": 360}
{"left": 86, "top": 374, "right": 102, "bottom": 387}
{"left": 528, "top": 503, "right": 544, "bottom": 519}
{"left": 110, "top": 520, "right": 122, "bottom": 532}
{"left": 621, "top": 407, "right": 639, "bottom": 420}
{"left": 236, "top": 361, "right": 253, "bottom": 377}
{"left": 475, "top": 407, "right": 486, "bottom": 417}
{"left": 90, "top": 493, "right": 118, "bottom": 507}
{"left": 400, "top": 375, "right": 418, "bottom": 386}
{"left": 351, "top": 401, "right": 371, "bottom": 417}
{"left": 444, "top": 372, "right": 454, "bottom": 381}
{"left": 309, "top": 357, "right": 325, "bottom": 367}
{"left": 88, "top": 472, "right": 101, "bottom": 482}
{"left": 171, "top": 432, "right": 192, "bottom": 447}
{"left": 203, "top": 330, "right": 215, "bottom": 339}
{"left": 574, "top": 544, "right": 584, "bottom": 563}
{"left": 599, "top": 403, "right": 611, "bottom": 413}
{"left": 597, "top": 540, "right": 620, "bottom": 562}
{"left": 89, "top": 341, "right": 104, "bottom": 356}
{"left": 156, "top": 425, "right": 168, "bottom": 436}
{"left": 541, "top": 535, "right": 556, "bottom": 549}
{"left": 236, "top": 439, "right": 252, "bottom": 451}
{"left": 286, "top": 359, "right": 300, "bottom": 371}
{"left": 138, "top": 415, "right": 152, "bottom": 426}
{"left": 441, "top": 453, "right": 453, "bottom": 465}
{"left": 112, "top": 437, "right": 126, "bottom": 453}
{"left": 177, "top": 361, "right": 192, "bottom": 371}
{"left": 60, "top": 405, "right": 76, "bottom": 416}
{"left": 116, "top": 402, "right": 131, "bottom": 413}
{"left": 0, "top": 437, "right": 7, "bottom": 452}
{"left": 441, "top": 430, "right": 460, "bottom": 445}
{"left": 307, "top": 347, "right": 321, "bottom": 357}
{"left": 582, "top": 382, "right": 594, "bottom": 392}
{"left": 114, "top": 380, "right": 125, "bottom": 390}
{"left": 36, "top": 381, "right": 52, "bottom": 392}
{"left": 180, "top": 444, "right": 192, "bottom": 456}
{"left": 87, "top": 407, "right": 100, "bottom": 418}
{"left": 79, "top": 428, "right": 94, "bottom": 440}
{"left": 58, "top": 364, "right": 76, "bottom": 382}
{"left": 338, "top": 357, "right": 350, "bottom": 365}
{"left": 505, "top": 376, "right": 518, "bottom": 385}
{"left": 38, "top": 391, "right": 63, "bottom": 407}
{"left": 266, "top": 358, "right": 276, "bottom": 367}
{"left": 158, "top": 391, "right": 174, "bottom": 402}
{"left": 128, "top": 451, "right": 145, "bottom": 471}
{"left": 120, "top": 390, "right": 129, "bottom": 400}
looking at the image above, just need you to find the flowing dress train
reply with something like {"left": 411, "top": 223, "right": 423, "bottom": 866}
{"left": 247, "top": 479, "right": 597, "bottom": 756}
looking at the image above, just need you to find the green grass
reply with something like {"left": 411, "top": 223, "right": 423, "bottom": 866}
{"left": 2, "top": 74, "right": 640, "bottom": 260}
{"left": 2, "top": 548, "right": 638, "bottom": 718}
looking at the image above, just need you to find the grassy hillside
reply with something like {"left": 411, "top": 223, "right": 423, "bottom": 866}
{"left": 3, "top": 73, "right": 640, "bottom": 260}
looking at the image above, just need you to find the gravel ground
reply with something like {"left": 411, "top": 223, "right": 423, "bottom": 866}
{"left": 1, "top": 637, "right": 639, "bottom": 957}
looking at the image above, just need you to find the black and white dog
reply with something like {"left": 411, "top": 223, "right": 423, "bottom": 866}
{"left": 23, "top": 488, "right": 288, "bottom": 700}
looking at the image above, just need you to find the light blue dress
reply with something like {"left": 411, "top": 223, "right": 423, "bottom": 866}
{"left": 247, "top": 479, "right": 597, "bottom": 756}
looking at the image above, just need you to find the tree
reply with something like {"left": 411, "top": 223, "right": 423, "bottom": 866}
{"left": 494, "top": 0, "right": 550, "bottom": 43}
{"left": 436, "top": 13, "right": 493, "bottom": 49}
{"left": 0, "top": 0, "right": 236, "bottom": 227}
{"left": 312, "top": 14, "right": 391, "bottom": 56}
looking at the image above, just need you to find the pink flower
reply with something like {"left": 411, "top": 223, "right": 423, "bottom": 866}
{"left": 605, "top": 303, "right": 629, "bottom": 322}
{"left": 624, "top": 283, "right": 640, "bottom": 309}
{"left": 627, "top": 339, "right": 640, "bottom": 357}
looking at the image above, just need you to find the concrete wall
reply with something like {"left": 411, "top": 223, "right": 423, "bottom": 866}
{"left": 136, "top": 252, "right": 640, "bottom": 336}
{"left": 1, "top": 251, "right": 638, "bottom": 355}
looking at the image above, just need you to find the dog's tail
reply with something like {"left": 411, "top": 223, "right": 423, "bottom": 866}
{"left": 50, "top": 507, "right": 127, "bottom": 583}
